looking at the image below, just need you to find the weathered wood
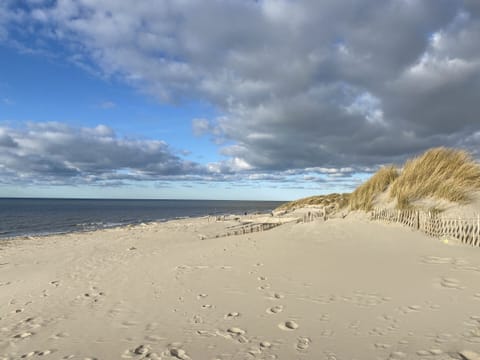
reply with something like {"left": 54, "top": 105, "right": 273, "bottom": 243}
{"left": 370, "top": 207, "right": 480, "bottom": 247}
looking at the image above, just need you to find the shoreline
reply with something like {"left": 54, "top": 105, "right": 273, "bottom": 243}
{"left": 2, "top": 212, "right": 480, "bottom": 359}
{"left": 0, "top": 198, "right": 283, "bottom": 242}
{"left": 0, "top": 210, "right": 276, "bottom": 243}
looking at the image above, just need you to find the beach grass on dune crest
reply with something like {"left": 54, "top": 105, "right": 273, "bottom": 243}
{"left": 349, "top": 165, "right": 399, "bottom": 211}
{"left": 276, "top": 193, "right": 350, "bottom": 212}
{"left": 389, "top": 147, "right": 480, "bottom": 209}
{"left": 277, "top": 147, "right": 480, "bottom": 214}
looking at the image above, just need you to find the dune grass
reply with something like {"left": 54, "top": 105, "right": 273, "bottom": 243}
{"left": 349, "top": 165, "right": 399, "bottom": 210}
{"left": 277, "top": 148, "right": 480, "bottom": 214}
{"left": 276, "top": 193, "right": 350, "bottom": 212}
{"left": 389, "top": 147, "right": 480, "bottom": 209}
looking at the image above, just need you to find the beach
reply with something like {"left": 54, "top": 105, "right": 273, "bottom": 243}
{"left": 1, "top": 213, "right": 480, "bottom": 360}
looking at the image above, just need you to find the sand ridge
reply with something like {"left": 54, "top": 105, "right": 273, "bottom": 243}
{"left": 1, "top": 214, "right": 480, "bottom": 359}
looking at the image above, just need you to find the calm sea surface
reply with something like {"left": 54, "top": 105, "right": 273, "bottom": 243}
{"left": 0, "top": 198, "right": 284, "bottom": 239}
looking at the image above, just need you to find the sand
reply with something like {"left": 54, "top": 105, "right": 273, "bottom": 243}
{"left": 1, "top": 213, "right": 480, "bottom": 360}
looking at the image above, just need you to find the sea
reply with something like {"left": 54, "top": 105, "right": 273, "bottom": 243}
{"left": 0, "top": 198, "right": 284, "bottom": 239}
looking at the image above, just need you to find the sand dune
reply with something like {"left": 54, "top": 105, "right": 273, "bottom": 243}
{"left": 1, "top": 214, "right": 480, "bottom": 359}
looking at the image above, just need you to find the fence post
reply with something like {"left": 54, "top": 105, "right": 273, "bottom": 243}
{"left": 477, "top": 214, "right": 480, "bottom": 246}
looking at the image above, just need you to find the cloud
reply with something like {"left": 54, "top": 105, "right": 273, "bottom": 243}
{"left": 97, "top": 101, "right": 116, "bottom": 109}
{"left": 2, "top": 0, "right": 480, "bottom": 178}
{"left": 0, "top": 122, "right": 354, "bottom": 190}
{"left": 0, "top": 122, "right": 205, "bottom": 185}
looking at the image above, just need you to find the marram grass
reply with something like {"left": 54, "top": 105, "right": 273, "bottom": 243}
{"left": 389, "top": 147, "right": 480, "bottom": 209}
{"left": 277, "top": 147, "right": 480, "bottom": 214}
{"left": 276, "top": 193, "right": 350, "bottom": 212}
{"left": 349, "top": 166, "right": 399, "bottom": 211}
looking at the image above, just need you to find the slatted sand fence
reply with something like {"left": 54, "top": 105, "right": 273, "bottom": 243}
{"left": 371, "top": 208, "right": 480, "bottom": 247}
{"left": 301, "top": 208, "right": 328, "bottom": 223}
{"left": 211, "top": 208, "right": 329, "bottom": 239}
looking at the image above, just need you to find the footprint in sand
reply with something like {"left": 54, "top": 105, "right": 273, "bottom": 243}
{"left": 266, "top": 305, "right": 284, "bottom": 314}
{"left": 224, "top": 312, "right": 241, "bottom": 320}
{"left": 37, "top": 349, "right": 56, "bottom": 356}
{"left": 144, "top": 335, "right": 165, "bottom": 342}
{"left": 122, "top": 344, "right": 152, "bottom": 358}
{"left": 416, "top": 349, "right": 444, "bottom": 356}
{"left": 51, "top": 332, "right": 69, "bottom": 340}
{"left": 121, "top": 320, "right": 139, "bottom": 327}
{"left": 168, "top": 347, "right": 191, "bottom": 360}
{"left": 278, "top": 320, "right": 299, "bottom": 331}
{"left": 227, "top": 327, "right": 246, "bottom": 335}
{"left": 268, "top": 292, "right": 284, "bottom": 300}
{"left": 21, "top": 351, "right": 36, "bottom": 358}
{"left": 440, "top": 277, "right": 463, "bottom": 289}
{"left": 260, "top": 341, "right": 272, "bottom": 349}
{"left": 388, "top": 351, "right": 407, "bottom": 359}
{"left": 295, "top": 337, "right": 311, "bottom": 352}
{"left": 225, "top": 328, "right": 249, "bottom": 344}
{"left": 459, "top": 350, "right": 480, "bottom": 360}
{"left": 258, "top": 284, "right": 271, "bottom": 290}
{"left": 257, "top": 276, "right": 267, "bottom": 281}
{"left": 14, "top": 332, "right": 34, "bottom": 339}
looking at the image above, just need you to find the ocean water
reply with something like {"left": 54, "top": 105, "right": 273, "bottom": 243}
{"left": 0, "top": 198, "right": 284, "bottom": 239}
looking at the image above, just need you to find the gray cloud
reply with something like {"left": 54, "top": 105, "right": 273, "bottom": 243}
{"left": 0, "top": 123, "right": 204, "bottom": 184}
{"left": 2, "top": 0, "right": 480, "bottom": 180}
{"left": 0, "top": 122, "right": 352, "bottom": 189}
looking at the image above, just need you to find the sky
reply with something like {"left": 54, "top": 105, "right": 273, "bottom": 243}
{"left": 1, "top": 0, "right": 480, "bottom": 200}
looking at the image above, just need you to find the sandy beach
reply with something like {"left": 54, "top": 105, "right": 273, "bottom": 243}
{"left": 1, "top": 213, "right": 480, "bottom": 360}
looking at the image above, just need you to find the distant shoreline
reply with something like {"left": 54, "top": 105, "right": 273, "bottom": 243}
{"left": 0, "top": 198, "right": 282, "bottom": 241}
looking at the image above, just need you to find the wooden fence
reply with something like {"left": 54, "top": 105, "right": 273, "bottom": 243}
{"left": 301, "top": 209, "right": 328, "bottom": 223}
{"left": 215, "top": 222, "right": 283, "bottom": 238}
{"left": 371, "top": 208, "right": 480, "bottom": 247}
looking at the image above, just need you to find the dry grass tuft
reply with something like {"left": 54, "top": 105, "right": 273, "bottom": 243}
{"left": 349, "top": 166, "right": 399, "bottom": 211}
{"left": 389, "top": 147, "right": 480, "bottom": 209}
{"left": 276, "top": 193, "right": 350, "bottom": 212}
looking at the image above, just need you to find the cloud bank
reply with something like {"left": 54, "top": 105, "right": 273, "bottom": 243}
{"left": 0, "top": 123, "right": 358, "bottom": 191}
{"left": 0, "top": 123, "right": 204, "bottom": 185}
{"left": 2, "top": 0, "right": 480, "bottom": 186}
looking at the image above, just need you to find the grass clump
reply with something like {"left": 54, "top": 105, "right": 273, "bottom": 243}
{"left": 276, "top": 193, "right": 350, "bottom": 212}
{"left": 349, "top": 165, "right": 399, "bottom": 211}
{"left": 389, "top": 147, "right": 480, "bottom": 209}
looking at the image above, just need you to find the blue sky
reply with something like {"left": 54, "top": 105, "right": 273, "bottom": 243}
{"left": 1, "top": 1, "right": 479, "bottom": 200}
